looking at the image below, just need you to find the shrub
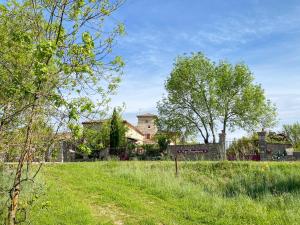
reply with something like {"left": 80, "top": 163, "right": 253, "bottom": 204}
{"left": 227, "top": 135, "right": 259, "bottom": 160}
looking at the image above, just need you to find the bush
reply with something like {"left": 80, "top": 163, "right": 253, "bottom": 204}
{"left": 283, "top": 122, "right": 300, "bottom": 150}
{"left": 227, "top": 135, "right": 259, "bottom": 160}
{"left": 143, "top": 144, "right": 161, "bottom": 157}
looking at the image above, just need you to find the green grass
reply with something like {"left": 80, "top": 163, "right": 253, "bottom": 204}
{"left": 3, "top": 161, "right": 300, "bottom": 224}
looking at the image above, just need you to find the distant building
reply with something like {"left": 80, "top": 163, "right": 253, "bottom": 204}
{"left": 54, "top": 113, "right": 160, "bottom": 162}
{"left": 136, "top": 113, "right": 158, "bottom": 144}
{"left": 82, "top": 113, "right": 158, "bottom": 145}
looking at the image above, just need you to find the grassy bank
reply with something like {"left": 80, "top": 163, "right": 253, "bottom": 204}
{"left": 2, "top": 161, "right": 300, "bottom": 224}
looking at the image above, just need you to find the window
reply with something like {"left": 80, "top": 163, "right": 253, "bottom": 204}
{"left": 146, "top": 134, "right": 150, "bottom": 139}
{"left": 148, "top": 125, "right": 151, "bottom": 128}
{"left": 145, "top": 120, "right": 148, "bottom": 123}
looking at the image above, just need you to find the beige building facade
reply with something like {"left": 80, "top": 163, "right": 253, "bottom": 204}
{"left": 82, "top": 113, "right": 158, "bottom": 145}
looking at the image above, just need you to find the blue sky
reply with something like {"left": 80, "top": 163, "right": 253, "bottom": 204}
{"left": 108, "top": 0, "right": 300, "bottom": 139}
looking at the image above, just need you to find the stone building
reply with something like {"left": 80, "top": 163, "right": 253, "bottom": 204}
{"left": 136, "top": 113, "right": 158, "bottom": 144}
{"left": 53, "top": 113, "right": 159, "bottom": 162}
{"left": 82, "top": 120, "right": 145, "bottom": 145}
{"left": 82, "top": 113, "right": 158, "bottom": 145}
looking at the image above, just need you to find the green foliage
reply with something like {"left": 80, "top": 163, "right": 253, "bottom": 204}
{"left": 109, "top": 109, "right": 126, "bottom": 147}
{"left": 83, "top": 120, "right": 110, "bottom": 154}
{"left": 110, "top": 108, "right": 120, "bottom": 149}
{"left": 214, "top": 62, "right": 277, "bottom": 133}
{"left": 227, "top": 135, "right": 259, "bottom": 159}
{"left": 157, "top": 52, "right": 277, "bottom": 144}
{"left": 109, "top": 108, "right": 127, "bottom": 155}
{"left": 283, "top": 122, "right": 300, "bottom": 150}
{"left": 0, "top": 0, "right": 125, "bottom": 145}
{"left": 0, "top": 0, "right": 125, "bottom": 222}
{"left": 266, "top": 132, "right": 289, "bottom": 144}
{"left": 0, "top": 116, "right": 54, "bottom": 161}
{"left": 82, "top": 109, "right": 130, "bottom": 157}
{"left": 157, "top": 53, "right": 217, "bottom": 143}
{"left": 141, "top": 144, "right": 160, "bottom": 158}
{"left": 155, "top": 133, "right": 171, "bottom": 151}
{"left": 68, "top": 123, "right": 83, "bottom": 140}
{"left": 77, "top": 143, "right": 91, "bottom": 155}
{"left": 227, "top": 132, "right": 290, "bottom": 159}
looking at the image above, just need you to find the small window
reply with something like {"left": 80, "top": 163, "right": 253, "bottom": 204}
{"left": 148, "top": 125, "right": 151, "bottom": 128}
{"left": 145, "top": 120, "right": 148, "bottom": 123}
{"left": 146, "top": 134, "right": 150, "bottom": 139}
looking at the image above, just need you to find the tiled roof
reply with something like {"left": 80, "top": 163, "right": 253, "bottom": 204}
{"left": 82, "top": 119, "right": 144, "bottom": 136}
{"left": 82, "top": 120, "right": 105, "bottom": 124}
{"left": 123, "top": 120, "right": 144, "bottom": 136}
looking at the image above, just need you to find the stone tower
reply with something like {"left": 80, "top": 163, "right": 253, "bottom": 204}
{"left": 136, "top": 113, "right": 158, "bottom": 143}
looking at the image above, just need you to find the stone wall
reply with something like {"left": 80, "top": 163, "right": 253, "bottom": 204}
{"left": 292, "top": 152, "right": 300, "bottom": 160}
{"left": 168, "top": 143, "right": 220, "bottom": 160}
{"left": 167, "top": 131, "right": 225, "bottom": 161}
{"left": 258, "top": 131, "right": 294, "bottom": 161}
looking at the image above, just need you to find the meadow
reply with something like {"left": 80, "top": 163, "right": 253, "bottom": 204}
{"left": 2, "top": 161, "right": 300, "bottom": 224}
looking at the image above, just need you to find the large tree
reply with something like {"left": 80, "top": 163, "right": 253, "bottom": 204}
{"left": 0, "top": 0, "right": 125, "bottom": 224}
{"left": 215, "top": 61, "right": 277, "bottom": 134}
{"left": 157, "top": 52, "right": 276, "bottom": 146}
{"left": 157, "top": 53, "right": 217, "bottom": 144}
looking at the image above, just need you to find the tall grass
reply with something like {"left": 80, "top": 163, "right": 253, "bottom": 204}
{"left": 0, "top": 164, "right": 45, "bottom": 224}
{"left": 3, "top": 161, "right": 300, "bottom": 224}
{"left": 103, "top": 161, "right": 300, "bottom": 199}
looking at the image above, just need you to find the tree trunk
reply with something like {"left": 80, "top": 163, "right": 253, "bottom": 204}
{"left": 7, "top": 164, "right": 23, "bottom": 225}
{"left": 7, "top": 147, "right": 32, "bottom": 225}
{"left": 221, "top": 119, "right": 227, "bottom": 161}
{"left": 7, "top": 104, "right": 35, "bottom": 225}
{"left": 209, "top": 123, "right": 216, "bottom": 143}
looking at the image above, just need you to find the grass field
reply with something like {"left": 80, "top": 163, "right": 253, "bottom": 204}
{"left": 2, "top": 161, "right": 300, "bottom": 224}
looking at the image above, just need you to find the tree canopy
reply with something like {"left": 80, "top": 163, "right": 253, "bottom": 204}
{"left": 157, "top": 52, "right": 277, "bottom": 144}
{"left": 0, "top": 0, "right": 125, "bottom": 223}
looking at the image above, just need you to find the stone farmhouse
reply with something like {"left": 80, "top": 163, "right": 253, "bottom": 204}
{"left": 82, "top": 113, "right": 158, "bottom": 145}
{"left": 47, "top": 113, "right": 160, "bottom": 162}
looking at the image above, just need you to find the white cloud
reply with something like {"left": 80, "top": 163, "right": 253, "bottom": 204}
{"left": 106, "top": 3, "right": 300, "bottom": 140}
